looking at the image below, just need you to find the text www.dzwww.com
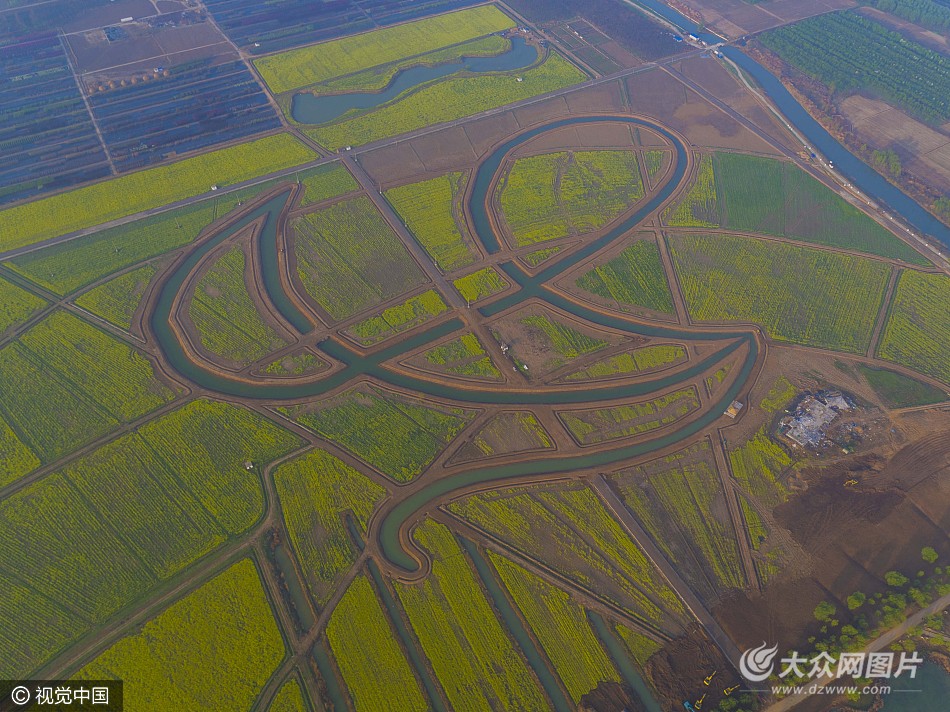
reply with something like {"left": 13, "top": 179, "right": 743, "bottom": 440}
{"left": 773, "top": 684, "right": 892, "bottom": 696}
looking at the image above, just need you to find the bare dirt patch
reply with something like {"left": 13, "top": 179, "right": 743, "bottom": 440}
{"left": 646, "top": 625, "right": 740, "bottom": 712}
{"left": 462, "top": 111, "right": 523, "bottom": 156}
{"left": 511, "top": 122, "right": 638, "bottom": 155}
{"left": 626, "top": 67, "right": 777, "bottom": 153}
{"left": 675, "top": 0, "right": 855, "bottom": 38}
{"left": 714, "top": 378, "right": 950, "bottom": 658}
{"left": 561, "top": 81, "right": 626, "bottom": 115}
{"left": 359, "top": 143, "right": 431, "bottom": 189}
{"left": 488, "top": 301, "right": 638, "bottom": 381}
{"left": 840, "top": 95, "right": 950, "bottom": 194}
{"left": 407, "top": 126, "right": 478, "bottom": 174}
{"left": 69, "top": 18, "right": 232, "bottom": 83}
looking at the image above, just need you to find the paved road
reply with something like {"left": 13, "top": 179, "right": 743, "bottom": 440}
{"left": 764, "top": 592, "right": 950, "bottom": 711}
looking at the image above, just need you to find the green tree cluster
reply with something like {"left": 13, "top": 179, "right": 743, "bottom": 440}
{"left": 872, "top": 148, "right": 902, "bottom": 178}
{"left": 871, "top": 0, "right": 950, "bottom": 32}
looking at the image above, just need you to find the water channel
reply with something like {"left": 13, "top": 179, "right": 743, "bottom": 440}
{"left": 622, "top": 0, "right": 950, "bottom": 249}
{"left": 147, "top": 115, "right": 760, "bottom": 575}
{"left": 291, "top": 37, "right": 538, "bottom": 125}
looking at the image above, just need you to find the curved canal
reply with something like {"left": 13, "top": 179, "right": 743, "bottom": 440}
{"left": 147, "top": 115, "right": 761, "bottom": 571}
{"left": 291, "top": 37, "right": 539, "bottom": 125}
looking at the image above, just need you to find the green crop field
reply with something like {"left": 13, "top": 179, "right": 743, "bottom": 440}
{"left": 269, "top": 677, "right": 307, "bottom": 712}
{"left": 255, "top": 5, "right": 515, "bottom": 94}
{"left": 299, "top": 163, "right": 359, "bottom": 206}
{"left": 559, "top": 387, "right": 700, "bottom": 445}
{"left": 0, "top": 568, "right": 86, "bottom": 680}
{"left": 614, "top": 444, "right": 745, "bottom": 594}
{"left": 450, "top": 484, "right": 686, "bottom": 629}
{"left": 615, "top": 625, "right": 662, "bottom": 667}
{"left": 306, "top": 52, "right": 587, "bottom": 150}
{"left": 5, "top": 200, "right": 218, "bottom": 295}
{"left": 59, "top": 399, "right": 296, "bottom": 576}
{"left": 0, "top": 341, "right": 117, "bottom": 466}
{"left": 760, "top": 375, "right": 796, "bottom": 413}
{"left": 0, "top": 134, "right": 317, "bottom": 252}
{"left": 274, "top": 449, "right": 386, "bottom": 607}
{"left": 189, "top": 246, "right": 287, "bottom": 364}
{"left": 63, "top": 435, "right": 229, "bottom": 579}
{"left": 6, "top": 164, "right": 356, "bottom": 297}
{"left": 138, "top": 399, "right": 301, "bottom": 532}
{"left": 453, "top": 267, "right": 508, "bottom": 303}
{"left": 669, "top": 233, "right": 890, "bottom": 352}
{"left": 328, "top": 575, "right": 428, "bottom": 711}
{"left": 77, "top": 559, "right": 285, "bottom": 710}
{"left": 386, "top": 172, "right": 476, "bottom": 272}
{"left": 262, "top": 350, "right": 326, "bottom": 377}
{"left": 17, "top": 311, "right": 173, "bottom": 421}
{"left": 738, "top": 495, "right": 783, "bottom": 583}
{"left": 499, "top": 150, "right": 643, "bottom": 246}
{"left": 0, "top": 275, "right": 45, "bottom": 335}
{"left": 563, "top": 344, "right": 686, "bottom": 381}
{"left": 421, "top": 332, "right": 502, "bottom": 380}
{"left": 306, "top": 35, "right": 510, "bottom": 97}
{"left": 348, "top": 289, "right": 447, "bottom": 345}
{"left": 712, "top": 153, "right": 928, "bottom": 264}
{"left": 75, "top": 265, "right": 155, "bottom": 330}
{"left": 0, "top": 413, "right": 39, "bottom": 487}
{"left": 280, "top": 385, "right": 474, "bottom": 482}
{"left": 575, "top": 239, "right": 675, "bottom": 314}
{"left": 867, "top": 0, "right": 950, "bottom": 33}
{"left": 0, "top": 311, "right": 174, "bottom": 463}
{"left": 543, "top": 488, "right": 685, "bottom": 619}
{"left": 395, "top": 520, "right": 548, "bottom": 711}
{"left": 877, "top": 270, "right": 950, "bottom": 384}
{"left": 292, "top": 196, "right": 424, "bottom": 320}
{"left": 856, "top": 364, "right": 948, "bottom": 409}
{"left": 714, "top": 152, "right": 782, "bottom": 234}
{"left": 489, "top": 553, "right": 620, "bottom": 702}
{"left": 644, "top": 150, "right": 667, "bottom": 182}
{"left": 521, "top": 313, "right": 608, "bottom": 359}
{"left": 761, "top": 11, "right": 950, "bottom": 124}
{"left": 0, "top": 474, "right": 154, "bottom": 666}
{"left": 729, "top": 428, "right": 791, "bottom": 508}
{"left": 740, "top": 497, "right": 769, "bottom": 551}
{"left": 522, "top": 246, "right": 562, "bottom": 267}
{"left": 458, "top": 410, "right": 552, "bottom": 459}
{"left": 0, "top": 401, "right": 296, "bottom": 677}
{"left": 663, "top": 153, "right": 718, "bottom": 227}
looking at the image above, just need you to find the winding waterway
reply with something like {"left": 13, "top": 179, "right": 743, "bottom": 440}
{"left": 291, "top": 37, "right": 538, "bottom": 125}
{"left": 148, "top": 115, "right": 759, "bottom": 573}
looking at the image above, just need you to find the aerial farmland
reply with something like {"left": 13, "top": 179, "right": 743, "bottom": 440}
{"left": 2, "top": 1, "right": 950, "bottom": 711}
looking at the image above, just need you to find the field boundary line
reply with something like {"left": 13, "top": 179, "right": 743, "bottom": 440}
{"left": 867, "top": 266, "right": 898, "bottom": 359}
{"left": 436, "top": 507, "right": 672, "bottom": 643}
{"left": 58, "top": 32, "right": 116, "bottom": 174}
{"left": 590, "top": 473, "right": 742, "bottom": 665}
